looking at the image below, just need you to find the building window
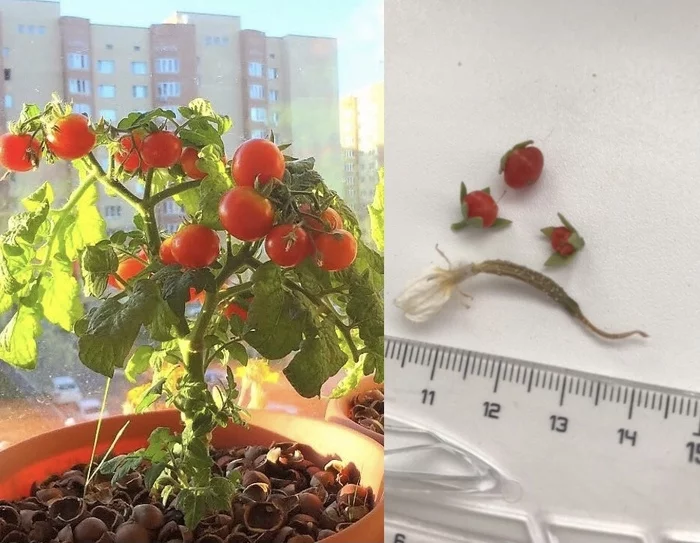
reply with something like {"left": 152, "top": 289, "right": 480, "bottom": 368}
{"left": 271, "top": 112, "right": 280, "bottom": 126}
{"left": 251, "top": 129, "right": 267, "bottom": 139}
{"left": 67, "top": 53, "right": 89, "bottom": 71}
{"left": 72, "top": 103, "right": 91, "bottom": 115}
{"left": 249, "top": 84, "right": 264, "bottom": 100}
{"left": 268, "top": 68, "right": 278, "bottom": 79}
{"left": 269, "top": 53, "right": 276, "bottom": 59}
{"left": 157, "top": 82, "right": 181, "bottom": 98}
{"left": 37, "top": 26, "right": 46, "bottom": 35}
{"left": 131, "top": 61, "right": 147, "bottom": 75}
{"left": 104, "top": 205, "right": 122, "bottom": 218}
{"left": 99, "top": 109, "right": 117, "bottom": 123}
{"left": 134, "top": 45, "right": 141, "bottom": 51}
{"left": 68, "top": 79, "right": 91, "bottom": 95}
{"left": 248, "top": 62, "right": 263, "bottom": 77}
{"left": 4, "top": 95, "right": 12, "bottom": 108}
{"left": 222, "top": 36, "right": 230, "bottom": 45}
{"left": 132, "top": 85, "right": 148, "bottom": 98}
{"left": 97, "top": 60, "right": 115, "bottom": 74}
{"left": 3, "top": 69, "right": 10, "bottom": 81}
{"left": 98, "top": 85, "right": 116, "bottom": 98}
{"left": 155, "top": 58, "right": 179, "bottom": 74}
{"left": 17, "top": 25, "right": 24, "bottom": 33}
{"left": 163, "top": 200, "right": 181, "bottom": 215}
{"left": 2, "top": 48, "right": 9, "bottom": 57}
{"left": 250, "top": 107, "right": 267, "bottom": 123}
{"left": 106, "top": 44, "right": 113, "bottom": 50}
{"left": 344, "top": 164, "right": 354, "bottom": 172}
{"left": 269, "top": 89, "right": 279, "bottom": 102}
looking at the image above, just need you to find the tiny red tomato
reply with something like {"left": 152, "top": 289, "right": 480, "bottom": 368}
{"left": 159, "top": 236, "right": 177, "bottom": 265}
{"left": 0, "top": 133, "right": 42, "bottom": 172}
{"left": 500, "top": 141, "right": 544, "bottom": 189}
{"left": 550, "top": 227, "right": 575, "bottom": 256}
{"left": 115, "top": 133, "right": 145, "bottom": 173}
{"left": 231, "top": 138, "right": 286, "bottom": 187}
{"left": 218, "top": 186, "right": 275, "bottom": 241}
{"left": 180, "top": 147, "right": 207, "bottom": 180}
{"left": 301, "top": 204, "right": 344, "bottom": 234}
{"left": 224, "top": 297, "right": 253, "bottom": 321}
{"left": 188, "top": 287, "right": 204, "bottom": 303}
{"left": 46, "top": 113, "right": 96, "bottom": 160}
{"left": 141, "top": 131, "right": 183, "bottom": 168}
{"left": 314, "top": 229, "right": 357, "bottom": 272}
{"left": 264, "top": 225, "right": 312, "bottom": 268}
{"left": 170, "top": 224, "right": 221, "bottom": 269}
{"left": 464, "top": 191, "right": 499, "bottom": 227}
{"left": 107, "top": 252, "right": 147, "bottom": 290}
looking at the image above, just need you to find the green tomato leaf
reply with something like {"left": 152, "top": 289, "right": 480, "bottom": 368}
{"left": 557, "top": 212, "right": 577, "bottom": 233}
{"left": 146, "top": 298, "right": 181, "bottom": 342}
{"left": 347, "top": 269, "right": 383, "bottom": 346}
{"left": 80, "top": 244, "right": 119, "bottom": 298}
{"left": 491, "top": 218, "right": 512, "bottom": 229}
{"left": 568, "top": 232, "right": 586, "bottom": 251}
{"left": 207, "top": 476, "right": 236, "bottom": 512}
{"left": 22, "top": 182, "right": 54, "bottom": 211}
{"left": 223, "top": 341, "right": 248, "bottom": 365}
{"left": 177, "top": 488, "right": 208, "bottom": 530}
{"left": 39, "top": 259, "right": 84, "bottom": 331}
{"left": 76, "top": 279, "right": 161, "bottom": 377}
{"left": 0, "top": 291, "right": 12, "bottom": 315}
{"left": 541, "top": 227, "right": 555, "bottom": 238}
{"left": 125, "top": 345, "right": 154, "bottom": 383}
{"left": 0, "top": 305, "right": 42, "bottom": 369}
{"left": 544, "top": 252, "right": 571, "bottom": 267}
{"left": 328, "top": 357, "right": 365, "bottom": 399}
{"left": 244, "top": 263, "right": 305, "bottom": 360}
{"left": 152, "top": 266, "right": 215, "bottom": 321}
{"left": 144, "top": 463, "right": 168, "bottom": 490}
{"left": 55, "top": 180, "right": 107, "bottom": 261}
{"left": 284, "top": 318, "right": 347, "bottom": 398}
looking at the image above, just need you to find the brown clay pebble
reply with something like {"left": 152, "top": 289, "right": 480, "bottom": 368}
{"left": 131, "top": 503, "right": 164, "bottom": 530}
{"left": 115, "top": 522, "right": 150, "bottom": 543}
{"left": 74, "top": 517, "right": 109, "bottom": 543}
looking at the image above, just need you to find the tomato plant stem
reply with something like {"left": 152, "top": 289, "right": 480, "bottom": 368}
{"left": 86, "top": 152, "right": 143, "bottom": 212}
{"left": 143, "top": 168, "right": 154, "bottom": 200}
{"left": 146, "top": 179, "right": 202, "bottom": 207}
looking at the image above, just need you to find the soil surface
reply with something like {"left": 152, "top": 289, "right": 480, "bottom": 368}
{"left": 348, "top": 388, "right": 384, "bottom": 436}
{"left": 0, "top": 442, "right": 374, "bottom": 543}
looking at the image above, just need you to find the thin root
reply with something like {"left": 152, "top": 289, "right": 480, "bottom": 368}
{"left": 434, "top": 244, "right": 452, "bottom": 268}
{"left": 457, "top": 289, "right": 473, "bottom": 308}
{"left": 579, "top": 316, "right": 649, "bottom": 341}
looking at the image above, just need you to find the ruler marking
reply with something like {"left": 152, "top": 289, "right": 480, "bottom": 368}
{"left": 623, "top": 387, "right": 629, "bottom": 404}
{"left": 686, "top": 398, "right": 691, "bottom": 416}
{"left": 638, "top": 391, "right": 644, "bottom": 407}
{"left": 555, "top": 374, "right": 561, "bottom": 392}
{"left": 390, "top": 340, "right": 397, "bottom": 359}
{"left": 652, "top": 392, "right": 658, "bottom": 410}
{"left": 527, "top": 369, "right": 534, "bottom": 392}
{"left": 628, "top": 389, "right": 635, "bottom": 420}
{"left": 695, "top": 400, "right": 698, "bottom": 418}
{"left": 456, "top": 351, "right": 464, "bottom": 374}
{"left": 571, "top": 378, "right": 576, "bottom": 394}
{"left": 616, "top": 387, "right": 622, "bottom": 403}
{"left": 401, "top": 344, "right": 411, "bottom": 368}
{"left": 664, "top": 395, "right": 670, "bottom": 419}
{"left": 547, "top": 372, "right": 554, "bottom": 390}
{"left": 430, "top": 350, "right": 439, "bottom": 380}
{"left": 679, "top": 397, "right": 685, "bottom": 416}
{"left": 535, "top": 370, "right": 541, "bottom": 388}
{"left": 437, "top": 349, "right": 446, "bottom": 370}
{"left": 643, "top": 390, "right": 649, "bottom": 408}
{"left": 462, "top": 353, "right": 472, "bottom": 380}
{"left": 602, "top": 383, "right": 608, "bottom": 401}
{"left": 506, "top": 363, "right": 514, "bottom": 382}
{"left": 559, "top": 376, "right": 567, "bottom": 406}
{"left": 586, "top": 381, "right": 592, "bottom": 397}
{"left": 489, "top": 359, "right": 496, "bottom": 378}
{"left": 419, "top": 347, "right": 427, "bottom": 366}
{"left": 672, "top": 396, "right": 678, "bottom": 414}
{"left": 493, "top": 360, "right": 503, "bottom": 393}
{"left": 515, "top": 365, "right": 522, "bottom": 384}
{"left": 476, "top": 356, "right": 483, "bottom": 376}
{"left": 595, "top": 382, "right": 602, "bottom": 405}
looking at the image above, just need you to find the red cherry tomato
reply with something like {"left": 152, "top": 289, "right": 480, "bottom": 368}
{"left": 107, "top": 250, "right": 148, "bottom": 290}
{"left": 231, "top": 138, "right": 286, "bottom": 187}
{"left": 501, "top": 141, "right": 544, "bottom": 189}
{"left": 159, "top": 236, "right": 177, "bottom": 265}
{"left": 46, "top": 114, "right": 96, "bottom": 160}
{"left": 0, "top": 133, "right": 42, "bottom": 172}
{"left": 300, "top": 205, "right": 344, "bottom": 234}
{"left": 464, "top": 190, "right": 499, "bottom": 228}
{"left": 224, "top": 297, "right": 253, "bottom": 321}
{"left": 115, "top": 133, "right": 145, "bottom": 173}
{"left": 170, "top": 224, "right": 221, "bottom": 269}
{"left": 218, "top": 187, "right": 275, "bottom": 242}
{"left": 264, "top": 225, "right": 312, "bottom": 268}
{"left": 141, "top": 131, "right": 183, "bottom": 168}
{"left": 314, "top": 229, "right": 357, "bottom": 272}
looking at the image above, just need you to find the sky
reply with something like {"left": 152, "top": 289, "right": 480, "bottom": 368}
{"left": 57, "top": 0, "right": 384, "bottom": 95}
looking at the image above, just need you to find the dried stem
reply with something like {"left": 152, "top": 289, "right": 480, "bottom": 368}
{"left": 471, "top": 259, "right": 648, "bottom": 341}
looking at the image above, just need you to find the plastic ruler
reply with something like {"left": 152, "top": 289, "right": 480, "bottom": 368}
{"left": 383, "top": 335, "right": 700, "bottom": 543}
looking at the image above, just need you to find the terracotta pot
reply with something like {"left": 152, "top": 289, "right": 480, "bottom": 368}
{"left": 326, "top": 375, "right": 384, "bottom": 445}
{"left": 0, "top": 409, "right": 384, "bottom": 543}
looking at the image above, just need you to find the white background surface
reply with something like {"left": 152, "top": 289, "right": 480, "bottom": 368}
{"left": 385, "top": 0, "right": 700, "bottom": 392}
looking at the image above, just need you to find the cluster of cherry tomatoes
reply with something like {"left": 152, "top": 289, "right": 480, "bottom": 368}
{"left": 0, "top": 112, "right": 360, "bottom": 317}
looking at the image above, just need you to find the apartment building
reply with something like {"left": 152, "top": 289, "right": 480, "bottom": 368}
{"left": 340, "top": 82, "right": 384, "bottom": 234}
{"left": 0, "top": 0, "right": 342, "bottom": 235}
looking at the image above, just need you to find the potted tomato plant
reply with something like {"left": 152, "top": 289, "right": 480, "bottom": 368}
{"left": 0, "top": 96, "right": 384, "bottom": 541}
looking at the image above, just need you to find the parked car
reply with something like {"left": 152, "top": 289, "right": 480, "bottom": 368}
{"left": 51, "top": 376, "right": 83, "bottom": 405}
{"left": 64, "top": 398, "right": 109, "bottom": 426}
